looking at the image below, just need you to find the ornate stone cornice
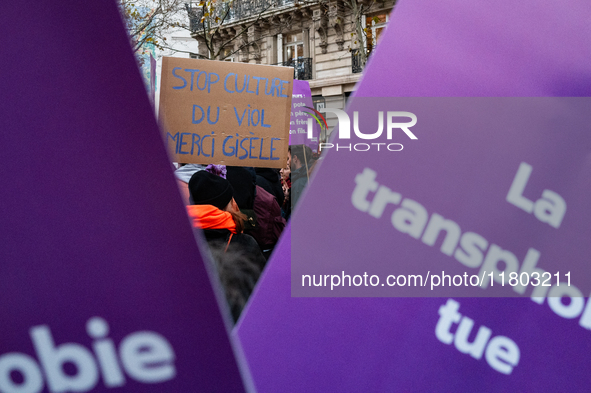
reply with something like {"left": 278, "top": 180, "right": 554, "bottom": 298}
{"left": 312, "top": 7, "right": 328, "bottom": 54}
{"left": 328, "top": 0, "right": 345, "bottom": 51}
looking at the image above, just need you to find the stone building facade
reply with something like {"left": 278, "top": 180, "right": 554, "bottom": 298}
{"left": 188, "top": 0, "right": 395, "bottom": 135}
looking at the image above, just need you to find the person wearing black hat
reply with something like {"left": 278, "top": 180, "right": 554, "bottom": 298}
{"left": 186, "top": 171, "right": 266, "bottom": 323}
{"left": 290, "top": 144, "right": 314, "bottom": 209}
{"left": 225, "top": 166, "right": 286, "bottom": 261}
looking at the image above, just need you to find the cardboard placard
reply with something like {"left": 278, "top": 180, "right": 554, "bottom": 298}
{"left": 159, "top": 57, "right": 293, "bottom": 168}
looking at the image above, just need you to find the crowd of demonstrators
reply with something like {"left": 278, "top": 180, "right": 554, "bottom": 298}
{"left": 255, "top": 168, "right": 284, "bottom": 208}
{"left": 225, "top": 167, "right": 286, "bottom": 261}
{"left": 174, "top": 147, "right": 319, "bottom": 322}
{"left": 175, "top": 163, "right": 286, "bottom": 323}
{"left": 186, "top": 171, "right": 264, "bottom": 323}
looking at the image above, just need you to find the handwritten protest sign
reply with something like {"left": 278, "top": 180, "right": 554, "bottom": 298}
{"left": 159, "top": 57, "right": 293, "bottom": 168}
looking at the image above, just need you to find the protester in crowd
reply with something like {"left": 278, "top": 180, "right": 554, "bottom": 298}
{"left": 226, "top": 166, "right": 258, "bottom": 231}
{"left": 251, "top": 184, "right": 286, "bottom": 260}
{"left": 280, "top": 157, "right": 291, "bottom": 220}
{"left": 290, "top": 144, "right": 315, "bottom": 209}
{"left": 175, "top": 163, "right": 227, "bottom": 205}
{"left": 186, "top": 171, "right": 265, "bottom": 323}
{"left": 226, "top": 166, "right": 285, "bottom": 260}
{"left": 255, "top": 168, "right": 285, "bottom": 207}
{"left": 175, "top": 163, "right": 206, "bottom": 205}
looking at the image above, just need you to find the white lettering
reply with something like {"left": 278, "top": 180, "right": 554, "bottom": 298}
{"left": 436, "top": 300, "right": 520, "bottom": 375}
{"left": 87, "top": 318, "right": 125, "bottom": 388}
{"left": 484, "top": 336, "right": 520, "bottom": 375}
{"left": 547, "top": 284, "right": 585, "bottom": 319}
{"left": 391, "top": 199, "right": 428, "bottom": 239}
{"left": 0, "top": 353, "right": 43, "bottom": 393}
{"left": 120, "top": 332, "right": 176, "bottom": 383}
{"left": 478, "top": 245, "right": 520, "bottom": 289}
{"left": 507, "top": 162, "right": 566, "bottom": 228}
{"left": 422, "top": 213, "right": 462, "bottom": 256}
{"left": 353, "top": 111, "right": 383, "bottom": 139}
{"left": 368, "top": 185, "right": 401, "bottom": 219}
{"left": 0, "top": 318, "right": 176, "bottom": 392}
{"left": 506, "top": 162, "right": 535, "bottom": 213}
{"left": 31, "top": 326, "right": 98, "bottom": 392}
{"left": 387, "top": 111, "right": 417, "bottom": 139}
{"left": 351, "top": 168, "right": 379, "bottom": 212}
{"left": 533, "top": 190, "right": 566, "bottom": 228}
{"left": 454, "top": 316, "right": 491, "bottom": 360}
{"left": 454, "top": 232, "right": 489, "bottom": 268}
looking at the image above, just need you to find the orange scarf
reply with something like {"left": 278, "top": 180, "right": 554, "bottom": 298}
{"left": 186, "top": 205, "right": 237, "bottom": 234}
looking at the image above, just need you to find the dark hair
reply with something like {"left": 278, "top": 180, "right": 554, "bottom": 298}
{"left": 290, "top": 144, "right": 313, "bottom": 165}
{"left": 225, "top": 166, "right": 256, "bottom": 210}
{"left": 209, "top": 244, "right": 261, "bottom": 323}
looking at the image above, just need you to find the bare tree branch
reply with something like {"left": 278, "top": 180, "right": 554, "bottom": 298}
{"left": 119, "top": 0, "right": 190, "bottom": 59}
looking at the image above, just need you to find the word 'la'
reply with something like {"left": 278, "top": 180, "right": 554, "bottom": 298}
{"left": 506, "top": 162, "right": 566, "bottom": 228}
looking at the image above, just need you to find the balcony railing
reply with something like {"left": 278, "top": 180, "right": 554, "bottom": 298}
{"left": 274, "top": 58, "right": 312, "bottom": 80}
{"left": 188, "top": 0, "right": 295, "bottom": 31}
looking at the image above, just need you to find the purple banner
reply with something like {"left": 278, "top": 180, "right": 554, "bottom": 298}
{"left": 289, "top": 80, "right": 319, "bottom": 152}
{"left": 355, "top": 0, "right": 591, "bottom": 97}
{"left": 1, "top": 2, "right": 246, "bottom": 392}
{"left": 293, "top": 97, "right": 591, "bottom": 298}
{"left": 236, "top": 0, "right": 591, "bottom": 391}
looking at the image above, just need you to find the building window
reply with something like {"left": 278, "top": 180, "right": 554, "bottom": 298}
{"left": 283, "top": 32, "right": 304, "bottom": 63}
{"left": 280, "top": 32, "right": 311, "bottom": 80}
{"left": 365, "top": 12, "right": 389, "bottom": 54}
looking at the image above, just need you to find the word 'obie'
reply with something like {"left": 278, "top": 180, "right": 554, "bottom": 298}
{"left": 0, "top": 317, "right": 176, "bottom": 393}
